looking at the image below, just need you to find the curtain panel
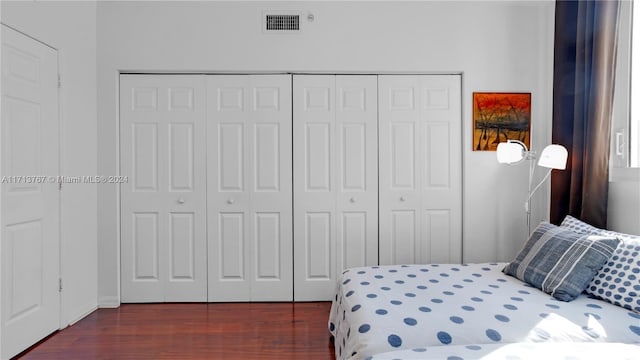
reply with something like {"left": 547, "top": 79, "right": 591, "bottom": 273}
{"left": 551, "top": 0, "right": 620, "bottom": 228}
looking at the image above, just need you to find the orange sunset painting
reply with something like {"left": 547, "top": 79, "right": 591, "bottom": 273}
{"left": 472, "top": 92, "right": 531, "bottom": 151}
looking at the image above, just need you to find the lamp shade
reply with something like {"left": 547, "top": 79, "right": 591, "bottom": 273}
{"left": 496, "top": 140, "right": 527, "bottom": 164}
{"left": 538, "top": 144, "right": 568, "bottom": 170}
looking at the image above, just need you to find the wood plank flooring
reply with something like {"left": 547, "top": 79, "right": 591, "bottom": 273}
{"left": 15, "top": 302, "right": 335, "bottom": 360}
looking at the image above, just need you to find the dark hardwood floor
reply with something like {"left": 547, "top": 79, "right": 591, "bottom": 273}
{"left": 16, "top": 302, "right": 335, "bottom": 360}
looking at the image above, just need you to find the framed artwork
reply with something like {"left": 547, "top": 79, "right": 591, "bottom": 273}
{"left": 472, "top": 92, "right": 531, "bottom": 151}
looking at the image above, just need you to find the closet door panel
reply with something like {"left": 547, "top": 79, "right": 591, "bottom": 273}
{"left": 131, "top": 123, "right": 158, "bottom": 192}
{"left": 424, "top": 123, "right": 450, "bottom": 188}
{"left": 132, "top": 213, "right": 160, "bottom": 281}
{"left": 379, "top": 76, "right": 421, "bottom": 265}
{"left": 254, "top": 212, "right": 281, "bottom": 279}
{"left": 424, "top": 210, "right": 452, "bottom": 263}
{"left": 340, "top": 124, "right": 366, "bottom": 190}
{"left": 379, "top": 75, "right": 462, "bottom": 265}
{"left": 305, "top": 212, "right": 332, "bottom": 279}
{"left": 169, "top": 213, "right": 196, "bottom": 280}
{"left": 219, "top": 212, "right": 246, "bottom": 279}
{"left": 248, "top": 75, "right": 292, "bottom": 301}
{"left": 218, "top": 123, "right": 245, "bottom": 192}
{"left": 215, "top": 119, "right": 248, "bottom": 287}
{"left": 254, "top": 124, "right": 280, "bottom": 191}
{"left": 162, "top": 77, "right": 207, "bottom": 302}
{"left": 293, "top": 75, "right": 336, "bottom": 301}
{"left": 419, "top": 75, "right": 461, "bottom": 263}
{"left": 168, "top": 123, "right": 194, "bottom": 191}
{"left": 306, "top": 123, "right": 332, "bottom": 192}
{"left": 390, "top": 210, "right": 417, "bottom": 265}
{"left": 208, "top": 75, "right": 251, "bottom": 301}
{"left": 340, "top": 212, "right": 367, "bottom": 269}
{"left": 335, "top": 76, "right": 378, "bottom": 271}
{"left": 208, "top": 75, "right": 292, "bottom": 302}
{"left": 390, "top": 123, "right": 416, "bottom": 189}
{"left": 294, "top": 75, "right": 377, "bottom": 301}
{"left": 421, "top": 122, "right": 455, "bottom": 263}
{"left": 121, "top": 75, "right": 207, "bottom": 302}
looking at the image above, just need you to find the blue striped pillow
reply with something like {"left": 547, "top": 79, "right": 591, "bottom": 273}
{"left": 503, "top": 222, "right": 620, "bottom": 301}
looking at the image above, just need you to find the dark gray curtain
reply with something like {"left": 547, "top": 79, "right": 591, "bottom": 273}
{"left": 551, "top": 0, "right": 620, "bottom": 228}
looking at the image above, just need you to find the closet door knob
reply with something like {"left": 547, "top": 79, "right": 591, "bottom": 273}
{"left": 177, "top": 197, "right": 185, "bottom": 204}
{"left": 350, "top": 197, "right": 356, "bottom": 203}
{"left": 227, "top": 198, "right": 234, "bottom": 204}
{"left": 400, "top": 196, "right": 406, "bottom": 202}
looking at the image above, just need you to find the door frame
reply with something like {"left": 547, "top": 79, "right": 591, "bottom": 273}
{"left": 115, "top": 71, "right": 465, "bottom": 305}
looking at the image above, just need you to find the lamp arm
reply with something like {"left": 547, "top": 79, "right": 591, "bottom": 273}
{"left": 527, "top": 168, "right": 552, "bottom": 203}
{"left": 525, "top": 168, "right": 552, "bottom": 236}
{"left": 528, "top": 154, "right": 535, "bottom": 199}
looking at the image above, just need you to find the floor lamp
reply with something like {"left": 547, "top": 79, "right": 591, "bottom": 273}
{"left": 496, "top": 140, "right": 568, "bottom": 235}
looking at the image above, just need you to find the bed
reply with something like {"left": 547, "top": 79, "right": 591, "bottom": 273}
{"left": 328, "top": 217, "right": 640, "bottom": 360}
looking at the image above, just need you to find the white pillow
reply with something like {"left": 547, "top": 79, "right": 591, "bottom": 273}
{"left": 560, "top": 215, "right": 640, "bottom": 313}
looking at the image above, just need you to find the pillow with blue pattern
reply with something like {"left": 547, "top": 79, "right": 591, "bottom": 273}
{"left": 561, "top": 215, "right": 640, "bottom": 312}
{"left": 504, "top": 222, "right": 620, "bottom": 302}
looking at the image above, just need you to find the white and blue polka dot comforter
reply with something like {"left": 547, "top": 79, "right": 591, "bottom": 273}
{"left": 328, "top": 263, "right": 640, "bottom": 360}
{"left": 368, "top": 342, "right": 640, "bottom": 359}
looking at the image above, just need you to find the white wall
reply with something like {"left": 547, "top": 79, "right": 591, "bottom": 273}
{"left": 97, "top": 1, "right": 555, "bottom": 305}
{"left": 2, "top": 1, "right": 98, "bottom": 324}
{"left": 609, "top": 178, "right": 640, "bottom": 235}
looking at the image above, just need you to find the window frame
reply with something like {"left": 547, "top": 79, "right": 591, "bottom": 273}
{"left": 610, "top": 0, "right": 640, "bottom": 182}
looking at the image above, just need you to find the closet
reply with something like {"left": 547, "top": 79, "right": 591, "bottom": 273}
{"left": 120, "top": 73, "right": 461, "bottom": 302}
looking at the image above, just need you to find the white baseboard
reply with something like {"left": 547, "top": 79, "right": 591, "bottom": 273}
{"left": 98, "top": 296, "right": 120, "bottom": 308}
{"left": 64, "top": 302, "right": 98, "bottom": 327}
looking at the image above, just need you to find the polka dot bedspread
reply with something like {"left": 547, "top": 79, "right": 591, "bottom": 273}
{"left": 328, "top": 263, "right": 640, "bottom": 360}
{"left": 367, "top": 342, "right": 640, "bottom": 359}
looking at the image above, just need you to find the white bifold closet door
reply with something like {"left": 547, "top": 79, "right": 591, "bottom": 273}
{"left": 207, "top": 75, "right": 293, "bottom": 302}
{"left": 378, "top": 75, "right": 462, "bottom": 265}
{"left": 120, "top": 75, "right": 207, "bottom": 302}
{"left": 293, "top": 75, "right": 378, "bottom": 301}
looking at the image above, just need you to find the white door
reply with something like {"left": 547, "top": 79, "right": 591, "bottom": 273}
{"left": 120, "top": 75, "right": 207, "bottom": 302}
{"left": 1, "top": 25, "right": 60, "bottom": 359}
{"left": 379, "top": 75, "right": 462, "bottom": 265}
{"left": 293, "top": 75, "right": 378, "bottom": 301}
{"left": 207, "top": 75, "right": 292, "bottom": 301}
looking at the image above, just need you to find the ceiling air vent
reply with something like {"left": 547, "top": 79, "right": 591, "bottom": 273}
{"left": 264, "top": 13, "right": 301, "bottom": 32}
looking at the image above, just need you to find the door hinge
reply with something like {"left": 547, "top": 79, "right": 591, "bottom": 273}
{"left": 59, "top": 180, "right": 62, "bottom": 191}
{"left": 57, "top": 74, "right": 61, "bottom": 89}
{"left": 59, "top": 278, "right": 63, "bottom": 292}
